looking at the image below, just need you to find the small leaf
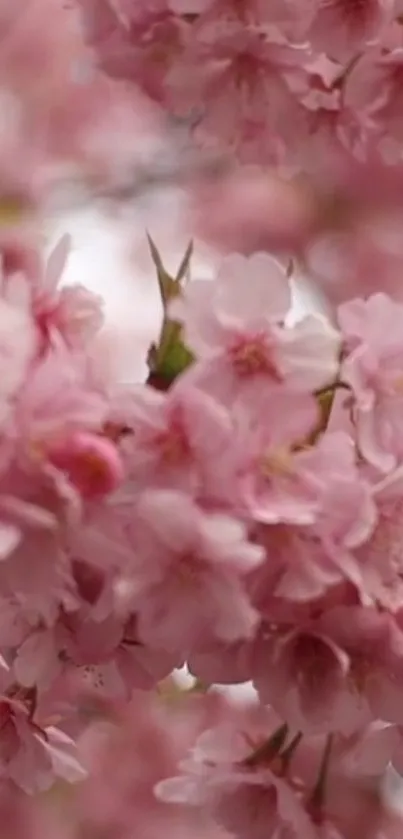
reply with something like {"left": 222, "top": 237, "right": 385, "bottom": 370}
{"left": 157, "top": 335, "right": 195, "bottom": 382}
{"left": 175, "top": 239, "right": 193, "bottom": 282}
{"left": 147, "top": 236, "right": 195, "bottom": 386}
{"left": 147, "top": 233, "right": 179, "bottom": 305}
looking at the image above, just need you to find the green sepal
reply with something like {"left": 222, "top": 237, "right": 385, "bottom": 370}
{"left": 146, "top": 235, "right": 195, "bottom": 388}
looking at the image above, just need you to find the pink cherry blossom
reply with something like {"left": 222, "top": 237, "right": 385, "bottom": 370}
{"left": 79, "top": 0, "right": 190, "bottom": 106}
{"left": 343, "top": 45, "right": 403, "bottom": 156}
{"left": 0, "top": 660, "right": 86, "bottom": 793}
{"left": 321, "top": 606, "right": 403, "bottom": 727}
{"left": 237, "top": 407, "right": 373, "bottom": 537}
{"left": 305, "top": 431, "right": 377, "bottom": 556}
{"left": 235, "top": 390, "right": 319, "bottom": 525}
{"left": 12, "top": 346, "right": 108, "bottom": 461}
{"left": 32, "top": 235, "right": 104, "bottom": 350}
{"left": 252, "top": 524, "right": 347, "bottom": 605}
{"left": 351, "top": 466, "right": 403, "bottom": 610}
{"left": 156, "top": 703, "right": 338, "bottom": 839}
{"left": 171, "top": 252, "right": 341, "bottom": 405}
{"left": 2, "top": 0, "right": 403, "bottom": 824}
{"left": 129, "top": 489, "right": 264, "bottom": 655}
{"left": 46, "top": 430, "right": 124, "bottom": 499}
{"left": 339, "top": 292, "right": 403, "bottom": 472}
{"left": 74, "top": 688, "right": 229, "bottom": 839}
{"left": 0, "top": 237, "right": 104, "bottom": 353}
{"left": 252, "top": 624, "right": 353, "bottom": 735}
{"left": 33, "top": 616, "right": 178, "bottom": 708}
{"left": 169, "top": 20, "right": 309, "bottom": 164}
{"left": 117, "top": 380, "right": 239, "bottom": 499}
{"left": 308, "top": 0, "right": 393, "bottom": 63}
{"left": 252, "top": 604, "right": 403, "bottom": 737}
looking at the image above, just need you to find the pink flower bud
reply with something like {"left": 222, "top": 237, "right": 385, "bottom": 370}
{"left": 48, "top": 430, "right": 124, "bottom": 499}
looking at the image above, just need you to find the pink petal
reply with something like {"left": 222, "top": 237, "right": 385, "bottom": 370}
{"left": 216, "top": 253, "right": 291, "bottom": 324}
{"left": 0, "top": 522, "right": 20, "bottom": 560}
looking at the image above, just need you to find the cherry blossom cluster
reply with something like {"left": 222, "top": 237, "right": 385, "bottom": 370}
{"left": 1, "top": 1, "right": 403, "bottom": 838}
{"left": 77, "top": 0, "right": 403, "bottom": 305}
{"left": 1, "top": 231, "right": 403, "bottom": 838}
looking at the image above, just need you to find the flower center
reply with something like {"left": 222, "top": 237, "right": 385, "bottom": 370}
{"left": 229, "top": 334, "right": 282, "bottom": 380}
{"left": 156, "top": 428, "right": 190, "bottom": 465}
{"left": 260, "top": 448, "right": 293, "bottom": 479}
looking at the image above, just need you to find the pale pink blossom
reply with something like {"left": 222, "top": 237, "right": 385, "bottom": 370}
{"left": 117, "top": 380, "right": 238, "bottom": 499}
{"left": 0, "top": 522, "right": 70, "bottom": 629}
{"left": 343, "top": 45, "right": 403, "bottom": 155}
{"left": 252, "top": 624, "right": 353, "bottom": 735}
{"left": 13, "top": 627, "right": 61, "bottom": 692}
{"left": 46, "top": 430, "right": 124, "bottom": 499}
{"left": 157, "top": 705, "right": 316, "bottom": 839}
{"left": 235, "top": 390, "right": 319, "bottom": 525}
{"left": 351, "top": 466, "right": 403, "bottom": 610}
{"left": 339, "top": 292, "right": 403, "bottom": 472}
{"left": 237, "top": 407, "right": 372, "bottom": 534}
{"left": 79, "top": 0, "right": 190, "bottom": 106}
{"left": 33, "top": 235, "right": 104, "bottom": 350}
{"left": 321, "top": 606, "right": 403, "bottom": 727}
{"left": 252, "top": 524, "right": 346, "bottom": 605}
{"left": 308, "top": 431, "right": 377, "bottom": 551}
{"left": 2, "top": 0, "right": 403, "bottom": 818}
{"left": 252, "top": 604, "right": 403, "bottom": 736}
{"left": 0, "top": 237, "right": 104, "bottom": 353}
{"left": 0, "top": 660, "right": 86, "bottom": 793}
{"left": 168, "top": 21, "right": 309, "bottom": 164}
{"left": 130, "top": 489, "right": 264, "bottom": 655}
{"left": 12, "top": 347, "right": 107, "bottom": 461}
{"left": 171, "top": 252, "right": 341, "bottom": 404}
{"left": 308, "top": 0, "right": 393, "bottom": 63}
{"left": 75, "top": 688, "right": 228, "bottom": 839}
